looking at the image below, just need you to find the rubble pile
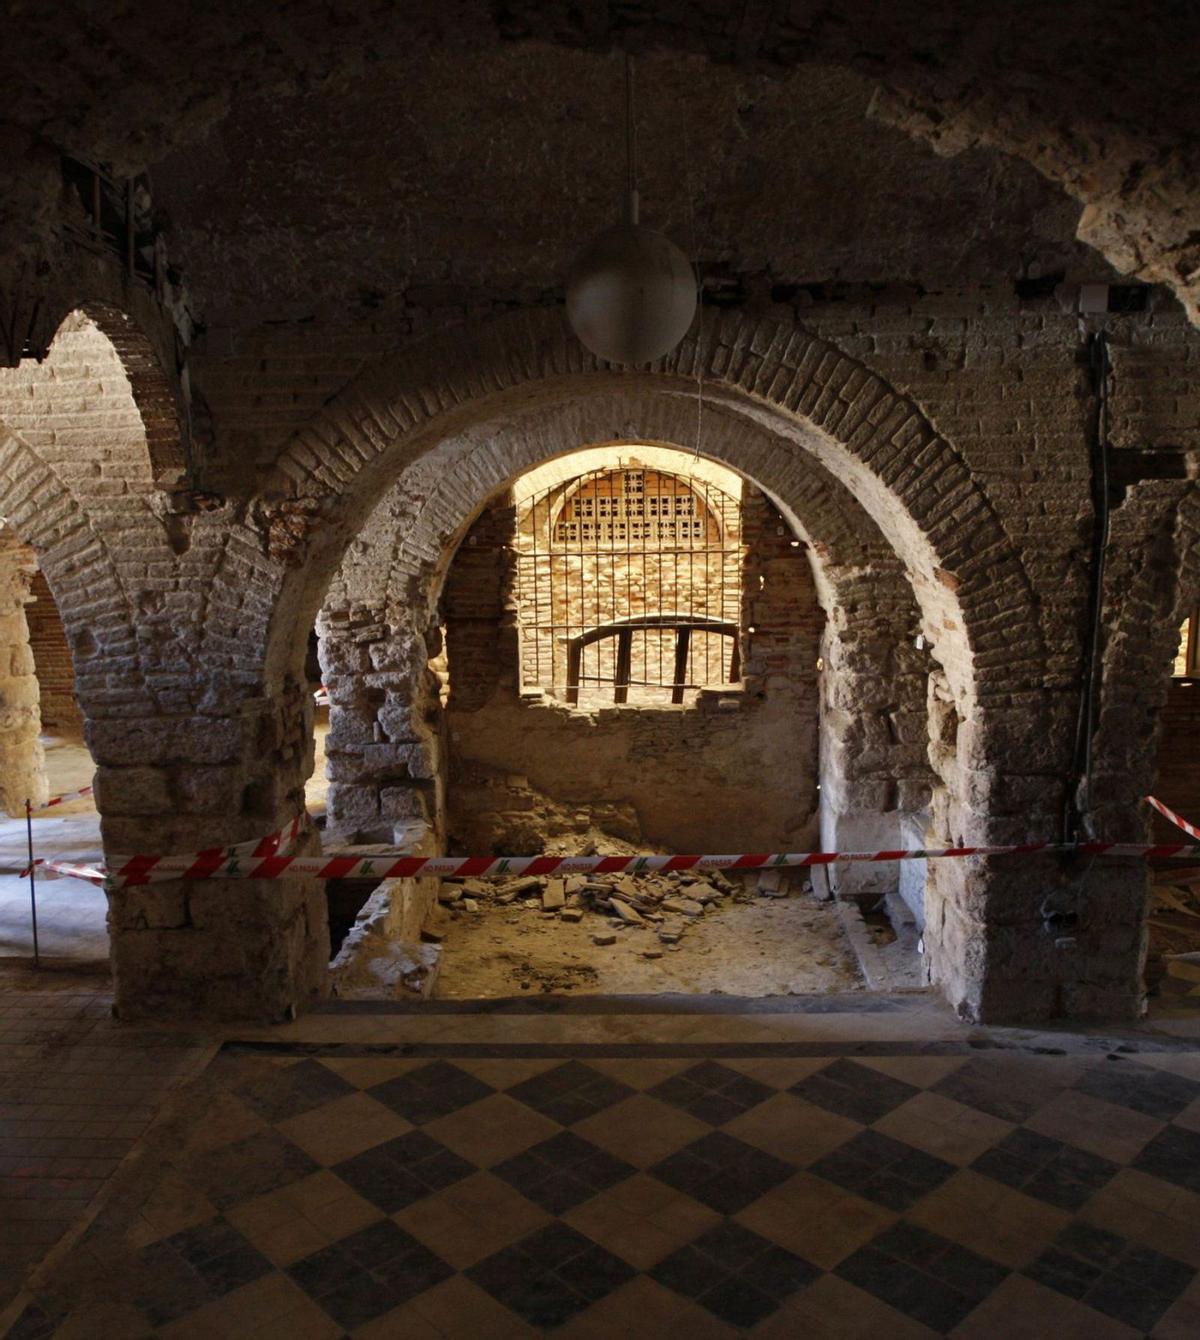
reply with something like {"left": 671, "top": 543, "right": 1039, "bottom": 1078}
{"left": 430, "top": 865, "right": 800, "bottom": 961}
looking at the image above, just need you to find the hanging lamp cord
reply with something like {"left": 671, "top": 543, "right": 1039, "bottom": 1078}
{"left": 625, "top": 52, "right": 639, "bottom": 225}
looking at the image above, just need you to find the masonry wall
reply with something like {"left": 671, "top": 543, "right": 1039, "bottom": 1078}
{"left": 443, "top": 483, "right": 824, "bottom": 854}
{"left": 37, "top": 280, "right": 1195, "bottom": 1025}
{"left": 0, "top": 529, "right": 47, "bottom": 814}
{"left": 1153, "top": 681, "right": 1200, "bottom": 843}
{"left": 26, "top": 571, "right": 82, "bottom": 735}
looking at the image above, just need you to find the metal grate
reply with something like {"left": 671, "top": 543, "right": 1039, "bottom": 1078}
{"left": 515, "top": 466, "right": 743, "bottom": 706}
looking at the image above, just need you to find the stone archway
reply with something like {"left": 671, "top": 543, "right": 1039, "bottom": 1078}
{"left": 317, "top": 393, "right": 933, "bottom": 911}
{"left": 239, "top": 308, "right": 1077, "bottom": 1021}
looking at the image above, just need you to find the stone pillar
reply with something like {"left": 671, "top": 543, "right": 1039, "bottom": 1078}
{"left": 0, "top": 530, "right": 48, "bottom": 815}
{"left": 920, "top": 679, "right": 1147, "bottom": 1024}
{"left": 96, "top": 681, "right": 329, "bottom": 1021}
{"left": 317, "top": 610, "right": 443, "bottom": 846}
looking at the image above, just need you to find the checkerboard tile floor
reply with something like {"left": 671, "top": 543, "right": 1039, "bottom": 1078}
{"left": 6, "top": 1003, "right": 1200, "bottom": 1337}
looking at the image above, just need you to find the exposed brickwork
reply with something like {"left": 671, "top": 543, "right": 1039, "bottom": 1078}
{"left": 0, "top": 283, "right": 1195, "bottom": 1025}
{"left": 442, "top": 499, "right": 517, "bottom": 714}
{"left": 439, "top": 475, "right": 825, "bottom": 854}
{"left": 26, "top": 569, "right": 81, "bottom": 734}
{"left": 1153, "top": 681, "right": 1200, "bottom": 843}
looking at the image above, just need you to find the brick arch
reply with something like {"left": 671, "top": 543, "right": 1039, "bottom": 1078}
{"left": 0, "top": 306, "right": 188, "bottom": 716}
{"left": 319, "top": 390, "right": 933, "bottom": 887}
{"left": 75, "top": 303, "right": 188, "bottom": 487}
{"left": 266, "top": 307, "right": 1044, "bottom": 724}
{"left": 327, "top": 395, "right": 908, "bottom": 636}
{"left": 0, "top": 422, "right": 145, "bottom": 719}
{"left": 0, "top": 306, "right": 168, "bottom": 505}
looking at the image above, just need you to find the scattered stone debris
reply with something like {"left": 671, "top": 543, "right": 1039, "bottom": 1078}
{"left": 431, "top": 853, "right": 776, "bottom": 978}
{"left": 1148, "top": 873, "right": 1200, "bottom": 1001}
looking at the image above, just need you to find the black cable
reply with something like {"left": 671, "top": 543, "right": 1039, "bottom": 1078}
{"left": 1065, "top": 331, "right": 1112, "bottom": 843}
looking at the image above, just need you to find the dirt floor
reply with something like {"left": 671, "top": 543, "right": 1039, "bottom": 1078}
{"left": 431, "top": 868, "right": 866, "bottom": 998}
{"left": 1148, "top": 867, "right": 1200, "bottom": 1008}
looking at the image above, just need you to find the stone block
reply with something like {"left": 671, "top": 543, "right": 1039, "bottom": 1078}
{"left": 93, "top": 765, "right": 171, "bottom": 816}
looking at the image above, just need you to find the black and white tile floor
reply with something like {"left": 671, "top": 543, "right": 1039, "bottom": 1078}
{"left": 5, "top": 993, "right": 1200, "bottom": 1338}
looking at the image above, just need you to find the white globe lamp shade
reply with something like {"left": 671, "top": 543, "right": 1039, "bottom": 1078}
{"left": 567, "top": 222, "right": 698, "bottom": 365}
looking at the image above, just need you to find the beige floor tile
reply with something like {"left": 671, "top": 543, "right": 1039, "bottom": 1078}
{"left": 581, "top": 1058, "right": 694, "bottom": 1089}
{"left": 1172, "top": 1095, "right": 1200, "bottom": 1133}
{"left": 1152, "top": 1273, "right": 1200, "bottom": 1340}
{"left": 724, "top": 1091, "right": 861, "bottom": 1165}
{"left": 601, "top": 1171, "right": 696, "bottom": 1218}
{"left": 1133, "top": 1052, "right": 1200, "bottom": 1081}
{"left": 564, "top": 1176, "right": 722, "bottom": 1269}
{"left": 228, "top": 1186, "right": 311, "bottom": 1240}
{"left": 1082, "top": 1180, "right": 1200, "bottom": 1268}
{"left": 406, "top": 1273, "right": 537, "bottom": 1338}
{"left": 1024, "top": 1087, "right": 1165, "bottom": 1163}
{"left": 181, "top": 1090, "right": 265, "bottom": 1153}
{"left": 423, "top": 1091, "right": 560, "bottom": 1165}
{"left": 284, "top": 1168, "right": 373, "bottom": 1218}
{"left": 134, "top": 1169, "right": 219, "bottom": 1240}
{"left": 1096, "top": 1166, "right": 1200, "bottom": 1223}
{"left": 857, "top": 1055, "right": 968, "bottom": 1088}
{"left": 393, "top": 1170, "right": 550, "bottom": 1267}
{"left": 452, "top": 1058, "right": 560, "bottom": 1087}
{"left": 554, "top": 1274, "right": 741, "bottom": 1340}
{"left": 157, "top": 1273, "right": 340, "bottom": 1340}
{"left": 351, "top": 1304, "right": 442, "bottom": 1339}
{"left": 573, "top": 1092, "right": 712, "bottom": 1166}
{"left": 242, "top": 1215, "right": 330, "bottom": 1267}
{"left": 906, "top": 1169, "right": 1070, "bottom": 1270}
{"left": 228, "top": 1170, "right": 381, "bottom": 1260}
{"left": 720, "top": 1057, "right": 829, "bottom": 1087}
{"left": 52, "top": 1302, "right": 155, "bottom": 1339}
{"left": 950, "top": 1272, "right": 1140, "bottom": 1339}
{"left": 316, "top": 1057, "right": 429, "bottom": 1088}
{"left": 874, "top": 1090, "right": 1014, "bottom": 1165}
{"left": 277, "top": 1091, "right": 413, "bottom": 1165}
{"left": 735, "top": 1170, "right": 896, "bottom": 1270}
{"left": 754, "top": 1272, "right": 938, "bottom": 1339}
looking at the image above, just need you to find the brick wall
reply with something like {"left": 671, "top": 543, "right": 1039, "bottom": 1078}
{"left": 1153, "top": 679, "right": 1200, "bottom": 843}
{"left": 443, "top": 500, "right": 517, "bottom": 713}
{"left": 443, "top": 475, "right": 825, "bottom": 853}
{"left": 26, "top": 571, "right": 82, "bottom": 735}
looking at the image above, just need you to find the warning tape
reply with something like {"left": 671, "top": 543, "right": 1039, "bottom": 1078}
{"left": 1148, "top": 794, "right": 1200, "bottom": 842}
{"left": 30, "top": 785, "right": 94, "bottom": 812}
{"left": 94, "top": 838, "right": 1196, "bottom": 889}
{"left": 20, "top": 797, "right": 1200, "bottom": 891}
{"left": 17, "top": 812, "right": 306, "bottom": 885}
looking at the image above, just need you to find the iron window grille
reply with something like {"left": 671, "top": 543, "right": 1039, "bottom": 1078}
{"left": 515, "top": 466, "right": 743, "bottom": 706}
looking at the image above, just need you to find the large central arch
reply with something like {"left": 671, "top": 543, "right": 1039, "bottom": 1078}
{"left": 318, "top": 391, "right": 931, "bottom": 884}
{"left": 235, "top": 307, "right": 1107, "bottom": 1022}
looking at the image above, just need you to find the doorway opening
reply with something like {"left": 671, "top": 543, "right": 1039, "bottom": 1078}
{"left": 0, "top": 536, "right": 104, "bottom": 964}
{"left": 317, "top": 440, "right": 926, "bottom": 1001}
{"left": 1147, "top": 607, "right": 1200, "bottom": 1005}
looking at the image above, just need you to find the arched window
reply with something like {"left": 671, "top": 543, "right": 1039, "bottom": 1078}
{"left": 515, "top": 465, "right": 743, "bottom": 706}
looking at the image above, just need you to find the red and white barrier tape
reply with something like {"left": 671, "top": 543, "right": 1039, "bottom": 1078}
{"left": 1148, "top": 794, "right": 1200, "bottom": 842}
{"left": 103, "top": 839, "right": 1200, "bottom": 889}
{"left": 20, "top": 796, "right": 1200, "bottom": 891}
{"left": 17, "top": 812, "right": 306, "bottom": 885}
{"left": 30, "top": 785, "right": 94, "bottom": 812}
